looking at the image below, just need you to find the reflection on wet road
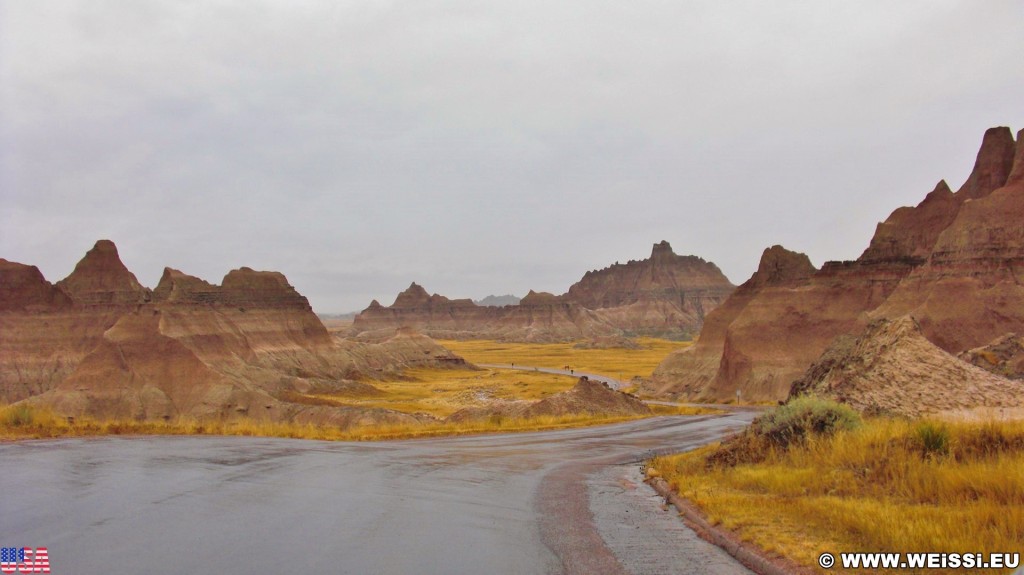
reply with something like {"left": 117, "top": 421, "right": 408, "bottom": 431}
{"left": 1, "top": 413, "right": 755, "bottom": 575}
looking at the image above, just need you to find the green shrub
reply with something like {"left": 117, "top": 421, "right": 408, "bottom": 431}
{"left": 753, "top": 396, "right": 861, "bottom": 448}
{"left": 708, "top": 396, "right": 860, "bottom": 467}
{"left": 912, "top": 420, "right": 950, "bottom": 458}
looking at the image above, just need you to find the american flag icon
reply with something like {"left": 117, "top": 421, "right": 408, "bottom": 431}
{"left": 0, "top": 547, "right": 49, "bottom": 574}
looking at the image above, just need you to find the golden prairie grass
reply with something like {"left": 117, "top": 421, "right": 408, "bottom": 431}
{"left": 1, "top": 339, "right": 697, "bottom": 442}
{"left": 651, "top": 417, "right": 1024, "bottom": 574}
{"left": 293, "top": 338, "right": 692, "bottom": 418}
{"left": 306, "top": 367, "right": 578, "bottom": 418}
{"left": 0, "top": 403, "right": 648, "bottom": 442}
{"left": 438, "top": 337, "right": 690, "bottom": 381}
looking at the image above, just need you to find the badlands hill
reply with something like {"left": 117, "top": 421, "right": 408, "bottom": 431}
{"left": 0, "top": 240, "right": 465, "bottom": 425}
{"left": 351, "top": 242, "right": 734, "bottom": 342}
{"left": 790, "top": 317, "right": 1022, "bottom": 418}
{"left": 448, "top": 376, "right": 651, "bottom": 422}
{"left": 648, "top": 126, "right": 1024, "bottom": 406}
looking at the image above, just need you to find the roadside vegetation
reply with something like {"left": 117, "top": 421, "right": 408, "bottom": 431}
{"left": 650, "top": 397, "right": 1024, "bottom": 574}
{"left": 0, "top": 402, "right": 656, "bottom": 442}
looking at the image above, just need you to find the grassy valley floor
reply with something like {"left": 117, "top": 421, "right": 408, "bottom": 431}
{"left": 3, "top": 338, "right": 699, "bottom": 441}
{"left": 438, "top": 337, "right": 691, "bottom": 385}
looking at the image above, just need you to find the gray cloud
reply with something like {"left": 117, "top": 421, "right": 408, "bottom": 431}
{"left": 2, "top": 0, "right": 1022, "bottom": 311}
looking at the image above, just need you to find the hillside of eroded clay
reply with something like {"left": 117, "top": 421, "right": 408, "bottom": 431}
{"left": 789, "top": 317, "right": 1022, "bottom": 418}
{"left": 648, "top": 126, "right": 1024, "bottom": 407}
{"left": 1, "top": 241, "right": 467, "bottom": 426}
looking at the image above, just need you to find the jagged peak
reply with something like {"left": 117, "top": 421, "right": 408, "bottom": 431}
{"left": 749, "top": 245, "right": 816, "bottom": 287}
{"left": 927, "top": 179, "right": 953, "bottom": 198}
{"left": 56, "top": 239, "right": 149, "bottom": 305}
{"left": 63, "top": 240, "right": 132, "bottom": 278}
{"left": 0, "top": 258, "right": 72, "bottom": 311}
{"left": 955, "top": 126, "right": 1016, "bottom": 201}
{"left": 520, "top": 290, "right": 562, "bottom": 306}
{"left": 1006, "top": 127, "right": 1024, "bottom": 187}
{"left": 391, "top": 282, "right": 432, "bottom": 308}
{"left": 650, "top": 240, "right": 675, "bottom": 259}
{"left": 152, "top": 267, "right": 217, "bottom": 303}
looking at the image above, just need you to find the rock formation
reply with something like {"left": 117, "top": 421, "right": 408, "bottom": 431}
{"left": 789, "top": 317, "right": 1022, "bottom": 418}
{"left": 958, "top": 334, "right": 1024, "bottom": 380}
{"left": 352, "top": 283, "right": 620, "bottom": 342}
{"left": 351, "top": 242, "right": 734, "bottom": 342}
{"left": 2, "top": 240, "right": 467, "bottom": 426}
{"left": 649, "top": 126, "right": 1024, "bottom": 403}
{"left": 447, "top": 376, "right": 651, "bottom": 422}
{"left": 567, "top": 241, "right": 735, "bottom": 338}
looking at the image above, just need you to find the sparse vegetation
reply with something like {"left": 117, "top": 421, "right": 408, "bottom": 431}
{"left": 2, "top": 338, "right": 702, "bottom": 442}
{"left": 0, "top": 403, "right": 652, "bottom": 442}
{"left": 438, "top": 337, "right": 690, "bottom": 382}
{"left": 651, "top": 407, "right": 1024, "bottom": 574}
{"left": 707, "top": 396, "right": 861, "bottom": 467}
{"left": 312, "top": 367, "right": 579, "bottom": 417}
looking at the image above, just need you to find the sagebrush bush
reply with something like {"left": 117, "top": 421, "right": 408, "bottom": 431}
{"left": 754, "top": 396, "right": 862, "bottom": 447}
{"left": 708, "top": 396, "right": 860, "bottom": 467}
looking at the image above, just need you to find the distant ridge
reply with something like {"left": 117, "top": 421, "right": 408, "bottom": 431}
{"left": 351, "top": 242, "right": 735, "bottom": 342}
{"left": 474, "top": 294, "right": 521, "bottom": 307}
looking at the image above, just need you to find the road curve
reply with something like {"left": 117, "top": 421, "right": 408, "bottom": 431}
{"left": 1, "top": 414, "right": 755, "bottom": 575}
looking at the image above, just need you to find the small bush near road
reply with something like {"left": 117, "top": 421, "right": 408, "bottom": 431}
{"left": 708, "top": 396, "right": 860, "bottom": 467}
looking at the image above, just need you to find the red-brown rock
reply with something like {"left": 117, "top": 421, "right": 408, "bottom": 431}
{"left": 2, "top": 241, "right": 468, "bottom": 426}
{"left": 650, "top": 126, "right": 1024, "bottom": 404}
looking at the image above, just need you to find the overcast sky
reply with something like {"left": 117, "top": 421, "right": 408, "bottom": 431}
{"left": 1, "top": 1, "right": 1021, "bottom": 312}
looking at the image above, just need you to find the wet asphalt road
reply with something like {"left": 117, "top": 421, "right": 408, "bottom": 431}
{"left": 1, "top": 413, "right": 755, "bottom": 575}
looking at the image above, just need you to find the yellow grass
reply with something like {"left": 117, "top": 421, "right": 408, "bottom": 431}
{"left": 0, "top": 403, "right": 648, "bottom": 442}
{"left": 306, "top": 367, "right": 579, "bottom": 418}
{"left": 1, "top": 339, "right": 700, "bottom": 442}
{"left": 439, "top": 337, "right": 690, "bottom": 381}
{"left": 651, "top": 418, "right": 1024, "bottom": 574}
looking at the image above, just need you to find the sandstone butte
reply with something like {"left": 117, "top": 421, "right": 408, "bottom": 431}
{"left": 350, "top": 241, "right": 735, "bottom": 342}
{"left": 648, "top": 126, "right": 1024, "bottom": 411}
{"left": 0, "top": 240, "right": 466, "bottom": 425}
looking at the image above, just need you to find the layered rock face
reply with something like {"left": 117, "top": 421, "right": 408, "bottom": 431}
{"left": 789, "top": 317, "right": 1021, "bottom": 418}
{"left": 352, "top": 242, "right": 734, "bottom": 342}
{"left": 958, "top": 334, "right": 1024, "bottom": 380}
{"left": 650, "top": 126, "right": 1024, "bottom": 403}
{"left": 353, "top": 283, "right": 619, "bottom": 342}
{"left": 567, "top": 241, "right": 735, "bottom": 338}
{"left": 2, "top": 240, "right": 466, "bottom": 424}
